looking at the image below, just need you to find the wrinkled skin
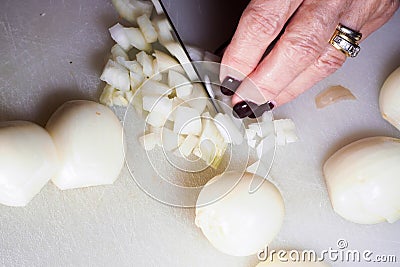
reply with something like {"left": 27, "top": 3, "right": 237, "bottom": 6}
{"left": 220, "top": 0, "right": 399, "bottom": 106}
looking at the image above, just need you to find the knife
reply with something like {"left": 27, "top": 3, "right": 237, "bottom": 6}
{"left": 151, "top": 0, "right": 222, "bottom": 113}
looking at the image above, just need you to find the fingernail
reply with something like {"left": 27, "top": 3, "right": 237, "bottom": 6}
{"left": 233, "top": 101, "right": 258, "bottom": 118}
{"left": 248, "top": 101, "right": 275, "bottom": 118}
{"left": 220, "top": 76, "right": 241, "bottom": 96}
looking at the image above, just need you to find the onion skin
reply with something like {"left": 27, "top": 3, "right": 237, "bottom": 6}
{"left": 323, "top": 137, "right": 400, "bottom": 224}
{"left": 379, "top": 66, "right": 400, "bottom": 131}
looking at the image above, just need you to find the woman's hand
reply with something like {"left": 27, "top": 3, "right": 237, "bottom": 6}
{"left": 220, "top": 0, "right": 399, "bottom": 115}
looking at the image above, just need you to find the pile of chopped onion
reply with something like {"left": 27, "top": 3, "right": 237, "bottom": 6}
{"left": 98, "top": 2, "right": 298, "bottom": 170}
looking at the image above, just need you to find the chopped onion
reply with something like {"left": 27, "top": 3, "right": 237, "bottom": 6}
{"left": 179, "top": 135, "right": 200, "bottom": 157}
{"left": 112, "top": 91, "right": 129, "bottom": 107}
{"left": 140, "top": 79, "right": 171, "bottom": 96}
{"left": 136, "top": 51, "right": 154, "bottom": 77}
{"left": 161, "top": 128, "right": 184, "bottom": 151}
{"left": 153, "top": 50, "right": 185, "bottom": 74}
{"left": 173, "top": 106, "right": 202, "bottom": 135}
{"left": 109, "top": 23, "right": 132, "bottom": 51}
{"left": 185, "top": 84, "right": 208, "bottom": 114}
{"left": 125, "top": 27, "right": 151, "bottom": 52}
{"left": 99, "top": 84, "right": 116, "bottom": 107}
{"left": 111, "top": 0, "right": 153, "bottom": 25}
{"left": 142, "top": 95, "right": 173, "bottom": 114}
{"left": 146, "top": 110, "right": 168, "bottom": 127}
{"left": 214, "top": 113, "right": 243, "bottom": 145}
{"left": 130, "top": 70, "right": 145, "bottom": 91}
{"left": 137, "top": 14, "right": 158, "bottom": 43}
{"left": 153, "top": 16, "right": 174, "bottom": 44}
{"left": 315, "top": 85, "right": 356, "bottom": 109}
{"left": 139, "top": 132, "right": 161, "bottom": 151}
{"left": 100, "top": 59, "right": 130, "bottom": 92}
{"left": 163, "top": 42, "right": 198, "bottom": 81}
{"left": 168, "top": 70, "right": 193, "bottom": 99}
{"left": 111, "top": 44, "right": 129, "bottom": 61}
{"left": 274, "top": 119, "right": 298, "bottom": 145}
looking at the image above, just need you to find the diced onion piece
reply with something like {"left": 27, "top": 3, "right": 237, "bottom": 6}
{"left": 124, "top": 27, "right": 151, "bottom": 52}
{"left": 146, "top": 110, "right": 168, "bottom": 127}
{"left": 173, "top": 106, "right": 202, "bottom": 135}
{"left": 315, "top": 85, "right": 356, "bottom": 109}
{"left": 179, "top": 135, "right": 200, "bottom": 157}
{"left": 112, "top": 91, "right": 129, "bottom": 107}
{"left": 139, "top": 133, "right": 161, "bottom": 151}
{"left": 161, "top": 128, "right": 184, "bottom": 151}
{"left": 151, "top": 59, "right": 163, "bottom": 81}
{"left": 245, "top": 128, "right": 257, "bottom": 140}
{"left": 163, "top": 42, "right": 198, "bottom": 81}
{"left": 99, "top": 84, "right": 116, "bottom": 107}
{"left": 137, "top": 14, "right": 158, "bottom": 43}
{"left": 247, "top": 139, "right": 257, "bottom": 148}
{"left": 100, "top": 59, "right": 130, "bottom": 92}
{"left": 124, "top": 90, "right": 134, "bottom": 102}
{"left": 153, "top": 16, "right": 174, "bottom": 44}
{"left": 153, "top": 50, "right": 185, "bottom": 74}
{"left": 197, "top": 117, "right": 227, "bottom": 169}
{"left": 186, "top": 84, "right": 208, "bottom": 114}
{"left": 148, "top": 125, "right": 162, "bottom": 134}
{"left": 168, "top": 70, "right": 193, "bottom": 99}
{"left": 111, "top": 0, "right": 153, "bottom": 25}
{"left": 214, "top": 113, "right": 243, "bottom": 145}
{"left": 136, "top": 51, "right": 154, "bottom": 77}
{"left": 109, "top": 23, "right": 132, "bottom": 51}
{"left": 116, "top": 57, "right": 143, "bottom": 73}
{"left": 140, "top": 79, "right": 171, "bottom": 96}
{"left": 142, "top": 95, "right": 173, "bottom": 115}
{"left": 130, "top": 71, "right": 145, "bottom": 91}
{"left": 111, "top": 44, "right": 129, "bottom": 61}
{"left": 256, "top": 134, "right": 275, "bottom": 160}
{"left": 274, "top": 119, "right": 298, "bottom": 145}
{"left": 246, "top": 160, "right": 270, "bottom": 178}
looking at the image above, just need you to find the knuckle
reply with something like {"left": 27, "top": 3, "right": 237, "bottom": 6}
{"left": 243, "top": 6, "right": 283, "bottom": 38}
{"left": 315, "top": 51, "right": 346, "bottom": 77}
{"left": 282, "top": 34, "right": 323, "bottom": 63}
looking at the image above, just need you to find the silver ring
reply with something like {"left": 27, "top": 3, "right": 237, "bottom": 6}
{"left": 336, "top": 23, "right": 362, "bottom": 41}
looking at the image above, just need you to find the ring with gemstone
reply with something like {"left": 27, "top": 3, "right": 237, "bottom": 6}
{"left": 336, "top": 23, "right": 362, "bottom": 41}
{"left": 329, "top": 27, "right": 361, "bottom": 58}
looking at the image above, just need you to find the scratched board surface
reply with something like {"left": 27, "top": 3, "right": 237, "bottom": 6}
{"left": 0, "top": 1, "right": 400, "bottom": 266}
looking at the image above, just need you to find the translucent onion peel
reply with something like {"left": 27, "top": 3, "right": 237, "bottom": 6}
{"left": 315, "top": 85, "right": 356, "bottom": 109}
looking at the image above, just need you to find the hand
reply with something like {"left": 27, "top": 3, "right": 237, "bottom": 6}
{"left": 220, "top": 0, "right": 399, "bottom": 116}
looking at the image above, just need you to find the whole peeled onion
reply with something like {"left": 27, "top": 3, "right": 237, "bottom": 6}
{"left": 379, "top": 66, "right": 400, "bottom": 131}
{"left": 195, "top": 171, "right": 285, "bottom": 257}
{"left": 0, "top": 121, "right": 59, "bottom": 206}
{"left": 46, "top": 100, "right": 125, "bottom": 190}
{"left": 323, "top": 136, "right": 400, "bottom": 224}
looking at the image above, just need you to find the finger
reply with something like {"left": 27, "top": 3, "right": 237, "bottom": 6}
{"left": 232, "top": 0, "right": 347, "bottom": 105}
{"left": 274, "top": 45, "right": 346, "bottom": 106}
{"left": 274, "top": 0, "right": 400, "bottom": 106}
{"left": 219, "top": 0, "right": 303, "bottom": 82}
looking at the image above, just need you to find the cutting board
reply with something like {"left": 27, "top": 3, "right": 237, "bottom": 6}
{"left": 0, "top": 1, "right": 399, "bottom": 266}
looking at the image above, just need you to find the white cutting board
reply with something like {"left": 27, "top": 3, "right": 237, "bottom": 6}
{"left": 0, "top": 1, "right": 399, "bottom": 266}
